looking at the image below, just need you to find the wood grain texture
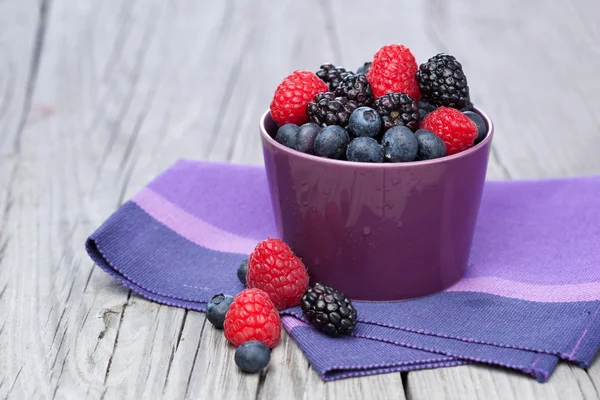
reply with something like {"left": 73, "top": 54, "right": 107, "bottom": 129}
{"left": 0, "top": 0, "right": 599, "bottom": 399}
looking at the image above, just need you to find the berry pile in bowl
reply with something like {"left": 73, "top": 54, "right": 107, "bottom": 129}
{"left": 269, "top": 44, "right": 487, "bottom": 163}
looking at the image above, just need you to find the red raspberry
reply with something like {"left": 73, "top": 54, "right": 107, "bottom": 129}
{"left": 246, "top": 238, "right": 309, "bottom": 310}
{"left": 420, "top": 107, "right": 478, "bottom": 155}
{"left": 270, "top": 71, "right": 328, "bottom": 126}
{"left": 367, "top": 44, "right": 420, "bottom": 101}
{"left": 224, "top": 288, "right": 281, "bottom": 349}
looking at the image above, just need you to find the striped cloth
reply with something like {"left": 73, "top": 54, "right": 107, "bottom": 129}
{"left": 86, "top": 160, "right": 600, "bottom": 382}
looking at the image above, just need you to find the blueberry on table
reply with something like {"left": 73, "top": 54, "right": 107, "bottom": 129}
{"left": 234, "top": 340, "right": 271, "bottom": 373}
{"left": 295, "top": 123, "right": 321, "bottom": 154}
{"left": 381, "top": 126, "right": 418, "bottom": 162}
{"left": 275, "top": 124, "right": 299, "bottom": 149}
{"left": 346, "top": 137, "right": 384, "bottom": 163}
{"left": 348, "top": 107, "right": 382, "bottom": 138}
{"left": 463, "top": 111, "right": 486, "bottom": 145}
{"left": 415, "top": 129, "right": 447, "bottom": 160}
{"left": 313, "top": 125, "right": 350, "bottom": 159}
{"left": 206, "top": 294, "right": 234, "bottom": 329}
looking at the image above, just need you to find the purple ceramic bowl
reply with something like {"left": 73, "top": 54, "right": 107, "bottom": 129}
{"left": 260, "top": 108, "right": 494, "bottom": 301}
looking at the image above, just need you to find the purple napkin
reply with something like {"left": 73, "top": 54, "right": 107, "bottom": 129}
{"left": 86, "top": 160, "right": 600, "bottom": 382}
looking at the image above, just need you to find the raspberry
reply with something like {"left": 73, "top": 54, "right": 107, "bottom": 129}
{"left": 367, "top": 44, "right": 420, "bottom": 101}
{"left": 420, "top": 107, "right": 478, "bottom": 155}
{"left": 224, "top": 288, "right": 281, "bottom": 349}
{"left": 270, "top": 70, "right": 328, "bottom": 126}
{"left": 246, "top": 238, "right": 309, "bottom": 310}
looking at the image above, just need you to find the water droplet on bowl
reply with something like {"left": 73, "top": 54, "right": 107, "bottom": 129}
{"left": 362, "top": 226, "right": 371, "bottom": 236}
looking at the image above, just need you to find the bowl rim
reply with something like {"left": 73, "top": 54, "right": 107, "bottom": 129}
{"left": 260, "top": 106, "right": 494, "bottom": 168}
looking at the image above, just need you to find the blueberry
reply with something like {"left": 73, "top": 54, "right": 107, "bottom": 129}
{"left": 347, "top": 107, "right": 382, "bottom": 138}
{"left": 463, "top": 111, "right": 486, "bottom": 145}
{"left": 346, "top": 137, "right": 384, "bottom": 163}
{"left": 206, "top": 294, "right": 234, "bottom": 329}
{"left": 275, "top": 124, "right": 299, "bottom": 149}
{"left": 415, "top": 130, "right": 447, "bottom": 160}
{"left": 234, "top": 340, "right": 271, "bottom": 373}
{"left": 418, "top": 101, "right": 437, "bottom": 114}
{"left": 314, "top": 125, "right": 350, "bottom": 159}
{"left": 418, "top": 109, "right": 428, "bottom": 120}
{"left": 295, "top": 123, "right": 321, "bottom": 154}
{"left": 381, "top": 126, "right": 418, "bottom": 162}
{"left": 237, "top": 258, "right": 249, "bottom": 285}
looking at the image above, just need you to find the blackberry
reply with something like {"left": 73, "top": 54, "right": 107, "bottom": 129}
{"left": 356, "top": 62, "right": 372, "bottom": 75}
{"left": 316, "top": 64, "right": 353, "bottom": 91}
{"left": 300, "top": 282, "right": 357, "bottom": 337}
{"left": 373, "top": 93, "right": 420, "bottom": 131}
{"left": 416, "top": 53, "right": 471, "bottom": 110}
{"left": 306, "top": 92, "right": 358, "bottom": 127}
{"left": 335, "top": 74, "right": 374, "bottom": 107}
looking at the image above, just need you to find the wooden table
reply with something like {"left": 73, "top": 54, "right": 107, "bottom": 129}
{"left": 1, "top": 0, "right": 599, "bottom": 398}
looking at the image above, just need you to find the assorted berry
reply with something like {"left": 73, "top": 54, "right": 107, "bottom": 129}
{"left": 334, "top": 74, "right": 374, "bottom": 107}
{"left": 206, "top": 294, "right": 234, "bottom": 329}
{"left": 382, "top": 126, "right": 418, "bottom": 162}
{"left": 246, "top": 238, "right": 309, "bottom": 310}
{"left": 295, "top": 122, "right": 322, "bottom": 154}
{"left": 420, "top": 107, "right": 478, "bottom": 155}
{"left": 373, "top": 92, "right": 420, "bottom": 131}
{"left": 224, "top": 288, "right": 281, "bottom": 349}
{"left": 416, "top": 53, "right": 471, "bottom": 110}
{"left": 316, "top": 64, "right": 353, "bottom": 91}
{"left": 463, "top": 110, "right": 486, "bottom": 145}
{"left": 234, "top": 341, "right": 271, "bottom": 373}
{"left": 367, "top": 44, "right": 420, "bottom": 101}
{"left": 306, "top": 92, "right": 358, "bottom": 127}
{"left": 347, "top": 107, "right": 382, "bottom": 138}
{"left": 301, "top": 282, "right": 358, "bottom": 337}
{"left": 314, "top": 125, "right": 350, "bottom": 159}
{"left": 268, "top": 44, "right": 487, "bottom": 163}
{"left": 270, "top": 70, "right": 328, "bottom": 126}
{"left": 415, "top": 129, "right": 447, "bottom": 160}
{"left": 347, "top": 137, "right": 384, "bottom": 163}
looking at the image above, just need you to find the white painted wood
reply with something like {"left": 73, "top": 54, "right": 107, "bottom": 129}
{"left": 0, "top": 0, "right": 599, "bottom": 399}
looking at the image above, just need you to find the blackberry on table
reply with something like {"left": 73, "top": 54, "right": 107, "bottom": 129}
{"left": 316, "top": 64, "right": 353, "bottom": 91}
{"left": 306, "top": 92, "right": 358, "bottom": 127}
{"left": 373, "top": 92, "right": 420, "bottom": 131}
{"left": 416, "top": 53, "right": 471, "bottom": 110}
{"left": 335, "top": 74, "right": 374, "bottom": 107}
{"left": 300, "top": 282, "right": 357, "bottom": 337}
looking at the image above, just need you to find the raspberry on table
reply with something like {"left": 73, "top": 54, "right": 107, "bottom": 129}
{"left": 366, "top": 44, "right": 420, "bottom": 101}
{"left": 246, "top": 238, "right": 309, "bottom": 310}
{"left": 300, "top": 282, "right": 358, "bottom": 337}
{"left": 270, "top": 70, "right": 328, "bottom": 126}
{"left": 224, "top": 288, "right": 281, "bottom": 348}
{"left": 420, "top": 106, "right": 478, "bottom": 155}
